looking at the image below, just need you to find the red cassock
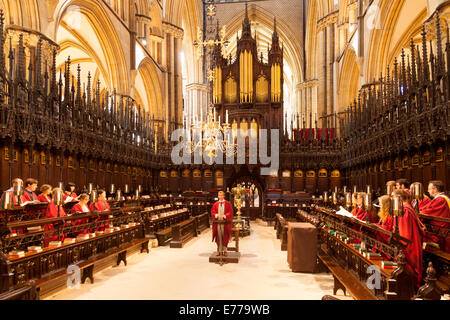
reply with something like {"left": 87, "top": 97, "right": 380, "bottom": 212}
{"left": 419, "top": 197, "right": 431, "bottom": 210}
{"left": 352, "top": 206, "right": 367, "bottom": 221}
{"left": 44, "top": 202, "right": 67, "bottom": 246}
{"left": 71, "top": 204, "right": 90, "bottom": 235}
{"left": 395, "top": 203, "right": 423, "bottom": 286}
{"left": 421, "top": 194, "right": 450, "bottom": 253}
{"left": 89, "top": 200, "right": 110, "bottom": 212}
{"left": 376, "top": 215, "right": 394, "bottom": 244}
{"left": 63, "top": 192, "right": 78, "bottom": 202}
{"left": 22, "top": 190, "right": 38, "bottom": 202}
{"left": 211, "top": 200, "right": 233, "bottom": 248}
{"left": 89, "top": 200, "right": 111, "bottom": 231}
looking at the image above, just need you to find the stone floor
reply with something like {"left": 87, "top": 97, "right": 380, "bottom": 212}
{"left": 46, "top": 222, "right": 350, "bottom": 300}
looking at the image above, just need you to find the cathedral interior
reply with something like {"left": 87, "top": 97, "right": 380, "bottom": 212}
{"left": 0, "top": 0, "right": 449, "bottom": 302}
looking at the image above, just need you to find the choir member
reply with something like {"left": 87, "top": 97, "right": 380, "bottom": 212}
{"left": 23, "top": 178, "right": 39, "bottom": 202}
{"left": 376, "top": 195, "right": 394, "bottom": 243}
{"left": 420, "top": 180, "right": 450, "bottom": 253}
{"left": 89, "top": 189, "right": 110, "bottom": 212}
{"left": 351, "top": 192, "right": 368, "bottom": 221}
{"left": 71, "top": 193, "right": 90, "bottom": 235}
{"left": 396, "top": 179, "right": 410, "bottom": 195}
{"left": 45, "top": 188, "right": 66, "bottom": 218}
{"left": 37, "top": 184, "right": 52, "bottom": 203}
{"left": 89, "top": 189, "right": 110, "bottom": 232}
{"left": 1, "top": 178, "right": 25, "bottom": 206}
{"left": 43, "top": 188, "right": 67, "bottom": 246}
{"left": 392, "top": 189, "right": 423, "bottom": 286}
{"left": 64, "top": 182, "right": 78, "bottom": 203}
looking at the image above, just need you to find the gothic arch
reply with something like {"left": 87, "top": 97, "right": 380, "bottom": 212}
{"left": 338, "top": 49, "right": 359, "bottom": 111}
{"left": 52, "top": 0, "right": 129, "bottom": 93}
{"left": 136, "top": 58, "right": 164, "bottom": 119}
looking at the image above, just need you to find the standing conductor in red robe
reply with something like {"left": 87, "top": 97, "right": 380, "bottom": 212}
{"left": 211, "top": 190, "right": 233, "bottom": 256}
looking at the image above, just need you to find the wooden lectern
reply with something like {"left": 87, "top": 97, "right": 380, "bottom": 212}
{"left": 209, "top": 219, "right": 240, "bottom": 265}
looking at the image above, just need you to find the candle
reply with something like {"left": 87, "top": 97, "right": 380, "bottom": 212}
{"left": 367, "top": 185, "right": 371, "bottom": 194}
{"left": 91, "top": 190, "right": 98, "bottom": 204}
{"left": 332, "top": 192, "right": 337, "bottom": 204}
{"left": 387, "top": 184, "right": 393, "bottom": 195}
{"left": 335, "top": 186, "right": 338, "bottom": 194}
{"left": 3, "top": 191, "right": 11, "bottom": 209}
{"left": 393, "top": 196, "right": 399, "bottom": 213}
{"left": 343, "top": 186, "right": 347, "bottom": 193}
{"left": 135, "top": 189, "right": 140, "bottom": 199}
{"left": 353, "top": 185, "right": 357, "bottom": 194}
{"left": 124, "top": 184, "right": 129, "bottom": 194}
{"left": 138, "top": 185, "right": 142, "bottom": 193}
{"left": 88, "top": 183, "right": 93, "bottom": 195}
{"left": 414, "top": 183, "right": 421, "bottom": 200}
{"left": 346, "top": 192, "right": 352, "bottom": 207}
{"left": 116, "top": 190, "right": 122, "bottom": 201}
{"left": 59, "top": 182, "right": 64, "bottom": 190}
{"left": 54, "top": 190, "right": 62, "bottom": 206}
{"left": 323, "top": 192, "right": 328, "bottom": 203}
{"left": 15, "top": 181, "right": 22, "bottom": 197}
{"left": 110, "top": 184, "right": 115, "bottom": 194}
{"left": 364, "top": 194, "right": 370, "bottom": 208}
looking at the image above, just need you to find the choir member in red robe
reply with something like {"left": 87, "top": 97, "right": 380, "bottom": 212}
{"left": 376, "top": 195, "right": 394, "bottom": 244}
{"left": 89, "top": 190, "right": 110, "bottom": 231}
{"left": 71, "top": 194, "right": 90, "bottom": 235}
{"left": 393, "top": 189, "right": 423, "bottom": 286}
{"left": 63, "top": 182, "right": 78, "bottom": 202}
{"left": 89, "top": 190, "right": 111, "bottom": 212}
{"left": 38, "top": 184, "right": 52, "bottom": 203}
{"left": 211, "top": 191, "right": 233, "bottom": 256}
{"left": 22, "top": 178, "right": 39, "bottom": 202}
{"left": 396, "top": 178, "right": 411, "bottom": 195}
{"left": 1, "top": 178, "right": 25, "bottom": 207}
{"left": 420, "top": 180, "right": 450, "bottom": 253}
{"left": 43, "top": 188, "right": 67, "bottom": 246}
{"left": 351, "top": 193, "right": 368, "bottom": 221}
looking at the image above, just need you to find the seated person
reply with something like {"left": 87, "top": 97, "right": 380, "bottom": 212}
{"left": 1, "top": 178, "right": 25, "bottom": 207}
{"left": 89, "top": 190, "right": 110, "bottom": 232}
{"left": 38, "top": 184, "right": 52, "bottom": 203}
{"left": 89, "top": 190, "right": 111, "bottom": 212}
{"left": 71, "top": 194, "right": 90, "bottom": 235}
{"left": 420, "top": 180, "right": 450, "bottom": 253}
{"left": 22, "top": 178, "right": 39, "bottom": 202}
{"left": 63, "top": 182, "right": 78, "bottom": 203}
{"left": 376, "top": 195, "right": 394, "bottom": 244}
{"left": 43, "top": 188, "right": 67, "bottom": 246}
{"left": 351, "top": 192, "right": 368, "bottom": 221}
{"left": 396, "top": 178, "right": 410, "bottom": 195}
{"left": 393, "top": 189, "right": 423, "bottom": 287}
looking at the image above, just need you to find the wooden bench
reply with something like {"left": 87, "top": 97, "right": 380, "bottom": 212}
{"left": 170, "top": 218, "right": 197, "bottom": 248}
{"left": 195, "top": 212, "right": 210, "bottom": 234}
{"left": 156, "top": 227, "right": 173, "bottom": 246}
{"left": 317, "top": 251, "right": 377, "bottom": 300}
{"left": 0, "top": 281, "right": 37, "bottom": 300}
{"left": 275, "top": 214, "right": 291, "bottom": 251}
{"left": 34, "top": 237, "right": 150, "bottom": 299}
